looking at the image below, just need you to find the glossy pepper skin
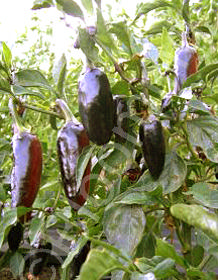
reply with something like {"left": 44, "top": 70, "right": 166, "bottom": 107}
{"left": 139, "top": 118, "right": 165, "bottom": 180}
{"left": 174, "top": 32, "right": 198, "bottom": 93}
{"left": 78, "top": 68, "right": 115, "bottom": 145}
{"left": 113, "top": 95, "right": 129, "bottom": 143}
{"left": 56, "top": 101, "right": 91, "bottom": 211}
{"left": 11, "top": 131, "right": 43, "bottom": 210}
{"left": 7, "top": 222, "right": 24, "bottom": 252}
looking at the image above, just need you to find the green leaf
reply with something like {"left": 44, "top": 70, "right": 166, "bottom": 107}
{"left": 187, "top": 182, "right": 218, "bottom": 208}
{"left": 78, "top": 27, "right": 100, "bottom": 65}
{"left": 115, "top": 192, "right": 157, "bottom": 206}
{"left": 155, "top": 239, "right": 186, "bottom": 268}
{"left": 53, "top": 54, "right": 67, "bottom": 96}
{"left": 2, "top": 42, "right": 12, "bottom": 70}
{"left": 103, "top": 205, "right": 146, "bottom": 255}
{"left": 195, "top": 25, "right": 211, "bottom": 35}
{"left": 79, "top": 249, "right": 125, "bottom": 280}
{"left": 183, "top": 63, "right": 218, "bottom": 88}
{"left": 187, "top": 115, "right": 218, "bottom": 162}
{"left": 28, "top": 216, "right": 44, "bottom": 245}
{"left": 190, "top": 245, "right": 204, "bottom": 267}
{"left": 109, "top": 22, "right": 132, "bottom": 56}
{"left": 182, "top": 0, "right": 190, "bottom": 24}
{"left": 15, "top": 69, "right": 51, "bottom": 89}
{"left": 56, "top": 0, "right": 84, "bottom": 19}
{"left": 146, "top": 20, "right": 172, "bottom": 35}
{"left": 112, "top": 80, "right": 129, "bottom": 96}
{"left": 76, "top": 145, "right": 95, "bottom": 192}
{"left": 32, "top": 0, "right": 54, "bottom": 9}
{"left": 159, "top": 27, "right": 174, "bottom": 66}
{"left": 81, "top": 0, "right": 93, "bottom": 15}
{"left": 96, "top": 9, "right": 116, "bottom": 51}
{"left": 12, "top": 85, "right": 45, "bottom": 99}
{"left": 62, "top": 236, "right": 89, "bottom": 269}
{"left": 134, "top": 256, "right": 178, "bottom": 278}
{"left": 170, "top": 204, "right": 218, "bottom": 243}
{"left": 0, "top": 208, "right": 17, "bottom": 248}
{"left": 134, "top": 0, "right": 172, "bottom": 22}
{"left": 9, "top": 252, "right": 25, "bottom": 278}
{"left": 0, "top": 77, "right": 11, "bottom": 93}
{"left": 188, "top": 100, "right": 210, "bottom": 115}
{"left": 133, "top": 152, "right": 187, "bottom": 194}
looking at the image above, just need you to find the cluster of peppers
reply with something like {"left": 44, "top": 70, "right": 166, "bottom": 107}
{"left": 6, "top": 27, "right": 198, "bottom": 277}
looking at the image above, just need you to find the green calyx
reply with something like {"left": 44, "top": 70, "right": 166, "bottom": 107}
{"left": 8, "top": 98, "right": 27, "bottom": 135}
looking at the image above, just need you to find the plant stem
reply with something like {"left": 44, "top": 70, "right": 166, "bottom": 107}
{"left": 94, "top": 37, "right": 132, "bottom": 84}
{"left": 23, "top": 103, "right": 61, "bottom": 118}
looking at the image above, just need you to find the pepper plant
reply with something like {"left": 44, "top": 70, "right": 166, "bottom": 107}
{"left": 0, "top": 0, "right": 218, "bottom": 279}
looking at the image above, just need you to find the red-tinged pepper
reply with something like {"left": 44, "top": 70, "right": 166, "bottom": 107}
{"left": 56, "top": 99, "right": 91, "bottom": 211}
{"left": 9, "top": 99, "right": 43, "bottom": 213}
{"left": 78, "top": 67, "right": 115, "bottom": 145}
{"left": 174, "top": 32, "right": 198, "bottom": 93}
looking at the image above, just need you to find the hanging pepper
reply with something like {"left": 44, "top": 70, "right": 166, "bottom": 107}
{"left": 174, "top": 32, "right": 198, "bottom": 93}
{"left": 8, "top": 99, "right": 43, "bottom": 250}
{"left": 113, "top": 95, "right": 129, "bottom": 143}
{"left": 56, "top": 99, "right": 91, "bottom": 211}
{"left": 139, "top": 116, "right": 165, "bottom": 180}
{"left": 78, "top": 67, "right": 115, "bottom": 145}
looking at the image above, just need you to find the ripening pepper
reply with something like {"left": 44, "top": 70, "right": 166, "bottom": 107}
{"left": 56, "top": 99, "right": 91, "bottom": 211}
{"left": 78, "top": 67, "right": 115, "bottom": 145}
{"left": 174, "top": 32, "right": 198, "bottom": 93}
{"left": 8, "top": 99, "right": 42, "bottom": 251}
{"left": 9, "top": 99, "right": 43, "bottom": 212}
{"left": 139, "top": 116, "right": 165, "bottom": 180}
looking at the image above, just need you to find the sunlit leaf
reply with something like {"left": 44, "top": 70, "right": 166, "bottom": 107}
{"left": 159, "top": 27, "right": 174, "bottom": 65}
{"left": 56, "top": 0, "right": 84, "bottom": 19}
{"left": 187, "top": 115, "right": 218, "bottom": 162}
{"left": 15, "top": 69, "right": 51, "bottom": 89}
{"left": 155, "top": 239, "right": 186, "bottom": 268}
{"left": 79, "top": 249, "right": 125, "bottom": 280}
{"left": 183, "top": 63, "right": 218, "bottom": 88}
{"left": 133, "top": 152, "right": 187, "bottom": 194}
{"left": 76, "top": 145, "right": 95, "bottom": 192}
{"left": 109, "top": 22, "right": 132, "bottom": 56}
{"left": 78, "top": 27, "right": 100, "bottom": 65}
{"left": 96, "top": 9, "right": 116, "bottom": 51}
{"left": 53, "top": 54, "right": 67, "bottom": 96}
{"left": 134, "top": 0, "right": 172, "bottom": 22}
{"left": 81, "top": 0, "right": 94, "bottom": 15}
{"left": 32, "top": 0, "right": 54, "bottom": 9}
{"left": 2, "top": 42, "right": 12, "bottom": 70}
{"left": 103, "top": 205, "right": 146, "bottom": 255}
{"left": 10, "top": 252, "right": 25, "bottom": 278}
{"left": 171, "top": 204, "right": 218, "bottom": 243}
{"left": 187, "top": 182, "right": 218, "bottom": 208}
{"left": 28, "top": 216, "right": 45, "bottom": 245}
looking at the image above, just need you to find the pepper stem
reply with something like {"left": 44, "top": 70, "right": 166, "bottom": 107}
{"left": 55, "top": 99, "right": 80, "bottom": 124}
{"left": 8, "top": 98, "right": 27, "bottom": 134}
{"left": 182, "top": 31, "right": 188, "bottom": 48}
